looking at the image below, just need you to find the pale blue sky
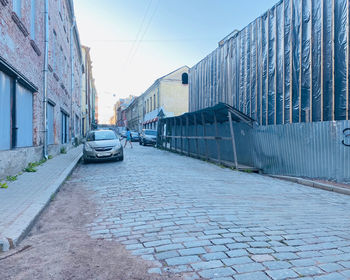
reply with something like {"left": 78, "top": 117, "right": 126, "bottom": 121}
{"left": 74, "top": 0, "right": 278, "bottom": 123}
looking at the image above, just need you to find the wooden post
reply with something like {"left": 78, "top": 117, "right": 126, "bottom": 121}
{"left": 180, "top": 117, "right": 183, "bottom": 154}
{"left": 167, "top": 119, "right": 171, "bottom": 150}
{"left": 201, "top": 112, "right": 209, "bottom": 160}
{"left": 228, "top": 112, "right": 238, "bottom": 169}
{"left": 174, "top": 117, "right": 177, "bottom": 152}
{"left": 186, "top": 116, "right": 190, "bottom": 156}
{"left": 193, "top": 113, "right": 199, "bottom": 157}
{"left": 213, "top": 111, "right": 221, "bottom": 164}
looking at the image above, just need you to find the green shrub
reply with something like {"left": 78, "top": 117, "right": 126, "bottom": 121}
{"left": 60, "top": 147, "right": 67, "bottom": 154}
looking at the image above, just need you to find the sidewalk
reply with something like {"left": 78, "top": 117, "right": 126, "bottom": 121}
{"left": 0, "top": 146, "right": 82, "bottom": 252}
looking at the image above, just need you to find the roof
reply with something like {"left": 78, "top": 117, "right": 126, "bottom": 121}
{"left": 160, "top": 103, "right": 255, "bottom": 127}
{"left": 140, "top": 65, "right": 189, "bottom": 98}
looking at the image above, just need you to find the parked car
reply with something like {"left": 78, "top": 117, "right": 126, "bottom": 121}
{"left": 139, "top": 129, "right": 157, "bottom": 146}
{"left": 83, "top": 130, "right": 123, "bottom": 163}
{"left": 130, "top": 131, "right": 140, "bottom": 142}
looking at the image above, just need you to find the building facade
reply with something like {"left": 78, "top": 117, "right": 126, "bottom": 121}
{"left": 140, "top": 66, "right": 189, "bottom": 129}
{"left": 0, "top": 0, "right": 83, "bottom": 179}
{"left": 81, "top": 45, "right": 97, "bottom": 135}
{"left": 113, "top": 95, "right": 135, "bottom": 127}
{"left": 124, "top": 97, "right": 139, "bottom": 131}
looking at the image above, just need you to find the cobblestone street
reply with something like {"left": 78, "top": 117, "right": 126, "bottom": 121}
{"left": 68, "top": 145, "right": 350, "bottom": 279}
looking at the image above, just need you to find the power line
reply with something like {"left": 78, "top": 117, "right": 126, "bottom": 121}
{"left": 127, "top": 0, "right": 160, "bottom": 65}
{"left": 123, "top": 0, "right": 153, "bottom": 68}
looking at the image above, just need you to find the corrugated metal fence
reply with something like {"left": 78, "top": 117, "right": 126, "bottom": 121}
{"left": 159, "top": 113, "right": 350, "bottom": 182}
{"left": 189, "top": 0, "right": 350, "bottom": 125}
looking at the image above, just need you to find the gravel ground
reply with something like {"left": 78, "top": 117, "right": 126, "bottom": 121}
{"left": 0, "top": 166, "right": 182, "bottom": 280}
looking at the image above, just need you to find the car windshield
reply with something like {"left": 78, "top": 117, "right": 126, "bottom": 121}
{"left": 145, "top": 130, "right": 157, "bottom": 136}
{"left": 86, "top": 131, "right": 117, "bottom": 141}
{"left": 131, "top": 132, "right": 138, "bottom": 135}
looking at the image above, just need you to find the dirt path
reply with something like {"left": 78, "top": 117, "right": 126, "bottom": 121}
{"left": 0, "top": 167, "right": 182, "bottom": 280}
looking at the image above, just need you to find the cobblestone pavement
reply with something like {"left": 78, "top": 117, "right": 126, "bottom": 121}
{"left": 72, "top": 145, "right": 350, "bottom": 279}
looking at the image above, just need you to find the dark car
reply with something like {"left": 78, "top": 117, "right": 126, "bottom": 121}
{"left": 83, "top": 130, "right": 123, "bottom": 163}
{"left": 130, "top": 131, "right": 140, "bottom": 142}
{"left": 139, "top": 129, "right": 157, "bottom": 146}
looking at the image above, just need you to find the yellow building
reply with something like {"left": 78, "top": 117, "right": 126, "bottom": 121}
{"left": 141, "top": 66, "right": 189, "bottom": 129}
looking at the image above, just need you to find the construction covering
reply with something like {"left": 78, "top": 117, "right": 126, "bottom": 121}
{"left": 189, "top": 0, "right": 350, "bottom": 125}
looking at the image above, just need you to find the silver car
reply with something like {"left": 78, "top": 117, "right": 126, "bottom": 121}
{"left": 83, "top": 130, "right": 123, "bottom": 163}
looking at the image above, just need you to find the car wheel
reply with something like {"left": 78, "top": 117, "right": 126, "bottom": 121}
{"left": 119, "top": 155, "right": 124, "bottom": 161}
{"left": 139, "top": 141, "right": 142, "bottom": 145}
{"left": 83, "top": 158, "right": 89, "bottom": 164}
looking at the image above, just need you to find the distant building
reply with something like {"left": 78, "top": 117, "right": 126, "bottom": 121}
{"left": 112, "top": 95, "right": 136, "bottom": 127}
{"left": 0, "top": 0, "right": 83, "bottom": 178}
{"left": 124, "top": 98, "right": 139, "bottom": 131}
{"left": 140, "top": 66, "right": 189, "bottom": 130}
{"left": 81, "top": 45, "right": 97, "bottom": 135}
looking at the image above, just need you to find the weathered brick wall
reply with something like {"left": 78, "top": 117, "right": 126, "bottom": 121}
{"left": 0, "top": 0, "right": 82, "bottom": 178}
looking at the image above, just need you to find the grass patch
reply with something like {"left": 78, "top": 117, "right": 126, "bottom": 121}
{"left": 6, "top": 175, "right": 18, "bottom": 182}
{"left": 60, "top": 147, "right": 67, "bottom": 154}
{"left": 0, "top": 182, "right": 8, "bottom": 189}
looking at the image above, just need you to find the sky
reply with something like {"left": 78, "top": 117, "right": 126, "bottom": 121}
{"left": 74, "top": 0, "right": 278, "bottom": 123}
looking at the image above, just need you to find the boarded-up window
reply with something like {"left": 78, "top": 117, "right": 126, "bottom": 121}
{"left": 61, "top": 111, "right": 69, "bottom": 143}
{"left": 0, "top": 71, "right": 12, "bottom": 150}
{"left": 16, "top": 84, "right": 33, "bottom": 147}
{"left": 47, "top": 103, "right": 54, "bottom": 144}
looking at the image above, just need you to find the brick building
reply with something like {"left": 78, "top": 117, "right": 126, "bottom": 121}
{"left": 0, "top": 0, "right": 83, "bottom": 179}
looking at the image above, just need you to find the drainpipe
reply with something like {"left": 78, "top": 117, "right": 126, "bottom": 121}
{"left": 70, "top": 17, "right": 76, "bottom": 143}
{"left": 42, "top": 0, "right": 49, "bottom": 159}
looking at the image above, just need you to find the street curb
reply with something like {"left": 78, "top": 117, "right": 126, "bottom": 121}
{"left": 0, "top": 151, "right": 82, "bottom": 252}
{"left": 270, "top": 175, "right": 350, "bottom": 196}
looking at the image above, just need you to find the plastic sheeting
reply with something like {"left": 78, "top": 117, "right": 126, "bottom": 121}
{"left": 189, "top": 0, "right": 350, "bottom": 125}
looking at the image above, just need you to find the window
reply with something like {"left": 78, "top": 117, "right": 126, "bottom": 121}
{"left": 0, "top": 71, "right": 34, "bottom": 150}
{"left": 47, "top": 103, "right": 54, "bottom": 145}
{"left": 0, "top": 71, "right": 12, "bottom": 150}
{"left": 16, "top": 84, "right": 33, "bottom": 147}
{"left": 182, "top": 73, "right": 188, "bottom": 85}
{"left": 150, "top": 96, "right": 152, "bottom": 111}
{"left": 153, "top": 94, "right": 156, "bottom": 109}
{"left": 61, "top": 111, "right": 69, "bottom": 144}
{"left": 75, "top": 115, "right": 79, "bottom": 136}
{"left": 13, "top": 0, "right": 21, "bottom": 17}
{"left": 30, "top": 0, "right": 36, "bottom": 40}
